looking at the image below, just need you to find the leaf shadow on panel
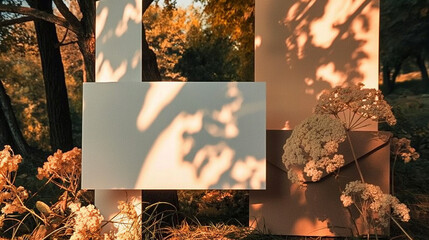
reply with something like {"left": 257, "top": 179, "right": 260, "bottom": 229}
{"left": 133, "top": 83, "right": 266, "bottom": 190}
{"left": 253, "top": 0, "right": 380, "bottom": 236}
{"left": 95, "top": 0, "right": 142, "bottom": 82}
{"left": 82, "top": 83, "right": 265, "bottom": 190}
{"left": 257, "top": 0, "right": 379, "bottom": 129}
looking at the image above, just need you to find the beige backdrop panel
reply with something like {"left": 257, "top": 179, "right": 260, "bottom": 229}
{"left": 255, "top": 0, "right": 379, "bottom": 130}
{"left": 252, "top": 0, "right": 381, "bottom": 237}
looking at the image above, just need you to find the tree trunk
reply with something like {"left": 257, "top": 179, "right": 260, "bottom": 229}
{"left": 382, "top": 63, "right": 393, "bottom": 94}
{"left": 0, "top": 111, "right": 12, "bottom": 149}
{"left": 142, "top": 21, "right": 161, "bottom": 81}
{"left": 382, "top": 60, "right": 402, "bottom": 95}
{"left": 0, "top": 80, "right": 30, "bottom": 157}
{"left": 28, "top": 0, "right": 73, "bottom": 152}
{"left": 416, "top": 54, "right": 429, "bottom": 92}
{"left": 391, "top": 62, "right": 402, "bottom": 89}
{"left": 77, "top": 0, "right": 96, "bottom": 83}
{"left": 77, "top": 36, "right": 95, "bottom": 83}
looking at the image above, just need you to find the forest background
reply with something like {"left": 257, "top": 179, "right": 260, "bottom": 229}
{"left": 0, "top": 0, "right": 429, "bottom": 239}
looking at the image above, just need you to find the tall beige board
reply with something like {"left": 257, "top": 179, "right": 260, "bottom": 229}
{"left": 252, "top": 0, "right": 383, "bottom": 237}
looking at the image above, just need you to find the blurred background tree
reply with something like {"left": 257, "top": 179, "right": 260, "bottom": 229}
{"left": 379, "top": 1, "right": 429, "bottom": 237}
{"left": 0, "top": 0, "right": 94, "bottom": 162}
{"left": 197, "top": 0, "right": 254, "bottom": 81}
{"left": 0, "top": 22, "right": 48, "bottom": 150}
{"left": 175, "top": 27, "right": 240, "bottom": 81}
{"left": 380, "top": 0, "right": 429, "bottom": 94}
{"left": 144, "top": 0, "right": 254, "bottom": 82}
{"left": 0, "top": 0, "right": 84, "bottom": 154}
{"left": 143, "top": 4, "right": 201, "bottom": 81}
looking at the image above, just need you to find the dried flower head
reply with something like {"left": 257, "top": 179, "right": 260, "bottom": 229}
{"left": 37, "top": 148, "right": 82, "bottom": 194}
{"left": 104, "top": 200, "right": 142, "bottom": 240}
{"left": 315, "top": 83, "right": 396, "bottom": 129}
{"left": 391, "top": 137, "right": 420, "bottom": 163}
{"left": 0, "top": 146, "right": 28, "bottom": 215}
{"left": 114, "top": 201, "right": 141, "bottom": 240}
{"left": 341, "top": 181, "right": 410, "bottom": 227}
{"left": 0, "top": 214, "right": 4, "bottom": 229}
{"left": 1, "top": 186, "right": 28, "bottom": 214}
{"left": 282, "top": 114, "right": 346, "bottom": 184}
{"left": 0, "top": 145, "right": 22, "bottom": 188}
{"left": 70, "top": 204, "right": 103, "bottom": 240}
{"left": 37, "top": 147, "right": 81, "bottom": 180}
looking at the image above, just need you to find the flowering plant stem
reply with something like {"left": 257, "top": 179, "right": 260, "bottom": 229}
{"left": 5, "top": 177, "right": 46, "bottom": 224}
{"left": 345, "top": 132, "right": 414, "bottom": 240}
{"left": 390, "top": 215, "right": 413, "bottom": 240}
{"left": 346, "top": 131, "right": 365, "bottom": 183}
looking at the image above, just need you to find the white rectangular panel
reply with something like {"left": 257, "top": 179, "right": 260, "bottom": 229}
{"left": 82, "top": 82, "right": 266, "bottom": 189}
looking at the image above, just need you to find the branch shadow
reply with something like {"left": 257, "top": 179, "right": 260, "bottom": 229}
{"left": 82, "top": 82, "right": 266, "bottom": 190}
{"left": 256, "top": 0, "right": 379, "bottom": 129}
{"left": 95, "top": 0, "right": 142, "bottom": 82}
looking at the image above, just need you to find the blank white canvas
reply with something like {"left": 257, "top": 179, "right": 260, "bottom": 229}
{"left": 82, "top": 82, "right": 266, "bottom": 189}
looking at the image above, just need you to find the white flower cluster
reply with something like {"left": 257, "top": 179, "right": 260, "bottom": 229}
{"left": 68, "top": 202, "right": 81, "bottom": 213}
{"left": 70, "top": 204, "right": 104, "bottom": 240}
{"left": 340, "top": 181, "right": 410, "bottom": 227}
{"left": 282, "top": 114, "right": 346, "bottom": 183}
{"left": 108, "top": 201, "right": 141, "bottom": 240}
{"left": 315, "top": 83, "right": 396, "bottom": 129}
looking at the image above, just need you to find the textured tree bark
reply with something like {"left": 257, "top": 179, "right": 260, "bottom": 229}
{"left": 142, "top": 22, "right": 161, "bottom": 81}
{"left": 77, "top": 0, "right": 96, "bottom": 83}
{"left": 142, "top": 0, "right": 161, "bottom": 81}
{"left": 28, "top": 0, "right": 73, "bottom": 152}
